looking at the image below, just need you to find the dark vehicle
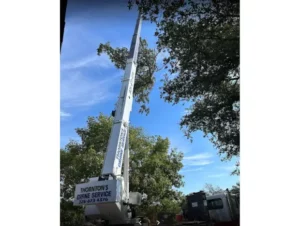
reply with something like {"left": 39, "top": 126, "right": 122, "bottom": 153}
{"left": 185, "top": 191, "right": 210, "bottom": 222}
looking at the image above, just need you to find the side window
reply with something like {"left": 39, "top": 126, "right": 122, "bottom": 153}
{"left": 207, "top": 198, "right": 223, "bottom": 210}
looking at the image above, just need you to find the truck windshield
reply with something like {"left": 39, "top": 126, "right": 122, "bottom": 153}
{"left": 207, "top": 198, "right": 223, "bottom": 210}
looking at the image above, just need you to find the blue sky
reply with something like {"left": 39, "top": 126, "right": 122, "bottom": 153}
{"left": 60, "top": 0, "right": 239, "bottom": 195}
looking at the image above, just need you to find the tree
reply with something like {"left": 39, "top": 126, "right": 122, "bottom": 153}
{"left": 60, "top": 198, "right": 85, "bottom": 226}
{"left": 97, "top": 38, "right": 159, "bottom": 115}
{"left": 60, "top": 113, "right": 184, "bottom": 225}
{"left": 203, "top": 182, "right": 240, "bottom": 197}
{"left": 203, "top": 183, "right": 225, "bottom": 196}
{"left": 232, "top": 161, "right": 240, "bottom": 176}
{"left": 99, "top": 0, "right": 240, "bottom": 174}
{"left": 230, "top": 182, "right": 240, "bottom": 196}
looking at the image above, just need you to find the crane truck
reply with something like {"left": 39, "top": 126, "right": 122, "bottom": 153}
{"left": 73, "top": 12, "right": 145, "bottom": 226}
{"left": 175, "top": 189, "right": 239, "bottom": 226}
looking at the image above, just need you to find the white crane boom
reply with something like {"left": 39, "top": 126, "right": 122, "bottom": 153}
{"left": 73, "top": 13, "right": 144, "bottom": 226}
{"left": 101, "top": 12, "right": 142, "bottom": 177}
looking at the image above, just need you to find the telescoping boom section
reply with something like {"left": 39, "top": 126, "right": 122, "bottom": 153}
{"left": 101, "top": 11, "right": 142, "bottom": 177}
{"left": 73, "top": 13, "right": 144, "bottom": 225}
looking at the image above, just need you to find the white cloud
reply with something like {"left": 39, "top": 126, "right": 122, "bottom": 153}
{"left": 186, "top": 160, "right": 214, "bottom": 166}
{"left": 218, "top": 165, "right": 236, "bottom": 172}
{"left": 61, "top": 71, "right": 120, "bottom": 108}
{"left": 60, "top": 52, "right": 122, "bottom": 109}
{"left": 207, "top": 173, "right": 227, "bottom": 178}
{"left": 184, "top": 153, "right": 213, "bottom": 160}
{"left": 180, "top": 167, "right": 203, "bottom": 173}
{"left": 60, "top": 111, "right": 71, "bottom": 117}
{"left": 61, "top": 54, "right": 113, "bottom": 71}
{"left": 183, "top": 152, "right": 214, "bottom": 166}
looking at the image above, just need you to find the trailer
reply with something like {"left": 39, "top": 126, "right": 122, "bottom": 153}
{"left": 206, "top": 191, "right": 239, "bottom": 226}
{"left": 176, "top": 190, "right": 239, "bottom": 226}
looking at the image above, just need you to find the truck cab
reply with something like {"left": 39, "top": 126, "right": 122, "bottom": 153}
{"left": 207, "top": 192, "right": 239, "bottom": 225}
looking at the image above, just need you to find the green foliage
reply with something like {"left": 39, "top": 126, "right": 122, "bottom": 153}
{"left": 203, "top": 182, "right": 240, "bottom": 197}
{"left": 231, "top": 161, "right": 240, "bottom": 176}
{"left": 60, "top": 199, "right": 85, "bottom": 226}
{"left": 230, "top": 182, "right": 240, "bottom": 196}
{"left": 60, "top": 113, "right": 184, "bottom": 224}
{"left": 128, "top": 0, "right": 240, "bottom": 172}
{"left": 103, "top": 1, "right": 240, "bottom": 172}
{"left": 97, "top": 39, "right": 159, "bottom": 115}
{"left": 139, "top": 192, "right": 185, "bottom": 223}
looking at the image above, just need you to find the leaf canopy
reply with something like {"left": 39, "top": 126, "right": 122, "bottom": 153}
{"left": 60, "top": 114, "right": 184, "bottom": 225}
